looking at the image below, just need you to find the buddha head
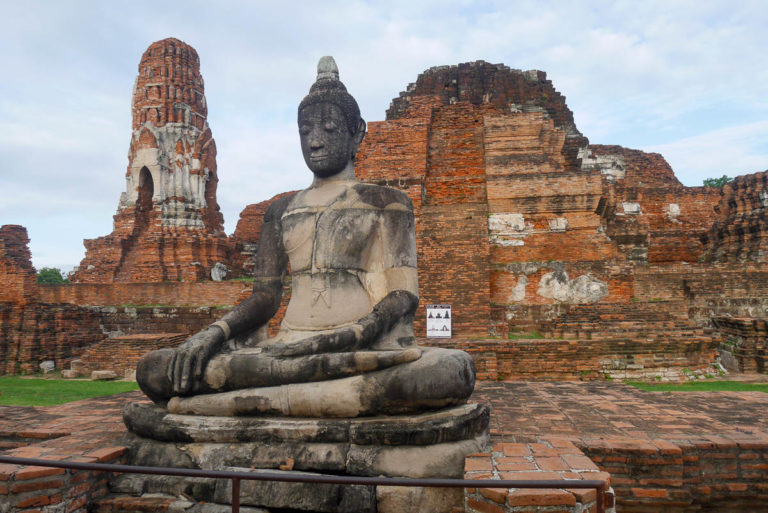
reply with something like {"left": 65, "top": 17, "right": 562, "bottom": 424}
{"left": 298, "top": 57, "right": 366, "bottom": 178}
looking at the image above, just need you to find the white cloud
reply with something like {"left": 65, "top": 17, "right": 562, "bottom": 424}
{"left": 646, "top": 121, "right": 768, "bottom": 186}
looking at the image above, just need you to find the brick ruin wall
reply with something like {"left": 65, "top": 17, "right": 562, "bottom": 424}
{"left": 0, "top": 226, "right": 105, "bottom": 374}
{"left": 38, "top": 281, "right": 247, "bottom": 308}
{"left": 71, "top": 38, "right": 231, "bottom": 284}
{"left": 4, "top": 59, "right": 768, "bottom": 379}
{"left": 0, "top": 225, "right": 38, "bottom": 305}
{"left": 224, "top": 61, "right": 768, "bottom": 379}
{"left": 0, "top": 224, "right": 243, "bottom": 374}
{"left": 355, "top": 61, "right": 765, "bottom": 377}
{"left": 702, "top": 169, "right": 768, "bottom": 263}
{"left": 714, "top": 316, "right": 768, "bottom": 374}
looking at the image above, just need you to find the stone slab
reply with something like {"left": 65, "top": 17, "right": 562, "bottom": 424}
{"left": 124, "top": 432, "right": 488, "bottom": 478}
{"left": 124, "top": 401, "right": 488, "bottom": 446}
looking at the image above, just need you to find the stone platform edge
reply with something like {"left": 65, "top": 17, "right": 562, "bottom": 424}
{"left": 0, "top": 447, "right": 126, "bottom": 513}
{"left": 464, "top": 439, "right": 615, "bottom": 513}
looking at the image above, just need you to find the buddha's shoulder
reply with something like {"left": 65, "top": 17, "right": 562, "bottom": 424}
{"left": 352, "top": 183, "right": 413, "bottom": 211}
{"left": 264, "top": 191, "right": 299, "bottom": 222}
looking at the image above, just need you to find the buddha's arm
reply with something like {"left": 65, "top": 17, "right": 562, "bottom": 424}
{"left": 170, "top": 196, "right": 291, "bottom": 394}
{"left": 216, "top": 200, "right": 289, "bottom": 336}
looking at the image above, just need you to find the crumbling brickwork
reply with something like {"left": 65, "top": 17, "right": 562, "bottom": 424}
{"left": 0, "top": 226, "right": 104, "bottom": 374}
{"left": 589, "top": 145, "right": 722, "bottom": 264}
{"left": 71, "top": 38, "right": 231, "bottom": 283}
{"left": 715, "top": 316, "right": 767, "bottom": 373}
{"left": 357, "top": 61, "right": 615, "bottom": 337}
{"left": 0, "top": 303, "right": 104, "bottom": 374}
{"left": 0, "top": 225, "right": 38, "bottom": 304}
{"left": 702, "top": 170, "right": 768, "bottom": 263}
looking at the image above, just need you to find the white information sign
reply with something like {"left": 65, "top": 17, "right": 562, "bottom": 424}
{"left": 426, "top": 304, "right": 452, "bottom": 338}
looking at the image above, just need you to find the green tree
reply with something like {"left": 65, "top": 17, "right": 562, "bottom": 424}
{"left": 703, "top": 175, "right": 732, "bottom": 188}
{"left": 37, "top": 267, "right": 67, "bottom": 284}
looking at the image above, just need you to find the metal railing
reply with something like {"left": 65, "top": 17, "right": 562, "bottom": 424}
{"left": 0, "top": 455, "right": 609, "bottom": 513}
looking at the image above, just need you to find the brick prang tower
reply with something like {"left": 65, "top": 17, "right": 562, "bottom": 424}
{"left": 72, "top": 38, "right": 230, "bottom": 283}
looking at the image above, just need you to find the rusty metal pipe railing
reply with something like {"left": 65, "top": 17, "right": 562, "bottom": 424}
{"left": 0, "top": 455, "right": 609, "bottom": 513}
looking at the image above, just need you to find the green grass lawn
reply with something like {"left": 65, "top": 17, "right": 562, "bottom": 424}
{"left": 626, "top": 381, "right": 768, "bottom": 393}
{"left": 0, "top": 377, "right": 139, "bottom": 406}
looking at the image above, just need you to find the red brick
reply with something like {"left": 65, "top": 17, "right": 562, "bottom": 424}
{"left": 84, "top": 447, "right": 126, "bottom": 462}
{"left": 478, "top": 487, "right": 507, "bottom": 504}
{"left": 499, "top": 444, "right": 531, "bottom": 457}
{"left": 0, "top": 463, "right": 18, "bottom": 481}
{"left": 11, "top": 478, "right": 66, "bottom": 493}
{"left": 507, "top": 488, "right": 576, "bottom": 506}
{"left": 567, "top": 487, "right": 597, "bottom": 503}
{"left": 465, "top": 457, "right": 493, "bottom": 472}
{"left": 496, "top": 457, "right": 535, "bottom": 471}
{"left": 536, "top": 457, "right": 569, "bottom": 471}
{"left": 562, "top": 454, "right": 599, "bottom": 470}
{"left": 499, "top": 471, "right": 563, "bottom": 481}
{"left": 14, "top": 466, "right": 66, "bottom": 481}
{"left": 631, "top": 488, "right": 668, "bottom": 498}
{"left": 466, "top": 498, "right": 505, "bottom": 513}
{"left": 16, "top": 495, "right": 52, "bottom": 508}
{"left": 66, "top": 496, "right": 88, "bottom": 513}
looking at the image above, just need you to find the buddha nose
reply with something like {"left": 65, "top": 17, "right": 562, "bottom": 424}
{"left": 310, "top": 135, "right": 323, "bottom": 150}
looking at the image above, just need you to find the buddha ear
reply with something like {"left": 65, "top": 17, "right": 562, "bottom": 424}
{"left": 350, "top": 119, "right": 366, "bottom": 160}
{"left": 353, "top": 119, "right": 366, "bottom": 146}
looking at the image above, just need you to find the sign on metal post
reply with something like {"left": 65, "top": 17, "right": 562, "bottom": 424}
{"left": 426, "top": 304, "right": 451, "bottom": 338}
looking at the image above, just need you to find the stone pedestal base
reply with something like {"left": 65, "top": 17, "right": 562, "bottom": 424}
{"left": 121, "top": 402, "right": 489, "bottom": 512}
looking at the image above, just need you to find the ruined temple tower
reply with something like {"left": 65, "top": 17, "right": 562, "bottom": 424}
{"left": 72, "top": 38, "right": 230, "bottom": 282}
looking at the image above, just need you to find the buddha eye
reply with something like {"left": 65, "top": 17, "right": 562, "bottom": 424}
{"left": 324, "top": 122, "right": 339, "bottom": 132}
{"left": 300, "top": 125, "right": 310, "bottom": 135}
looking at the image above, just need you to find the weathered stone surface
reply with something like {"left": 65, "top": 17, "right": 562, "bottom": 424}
{"left": 377, "top": 486, "right": 463, "bottom": 513}
{"left": 124, "top": 402, "right": 488, "bottom": 445}
{"left": 39, "top": 360, "right": 55, "bottom": 373}
{"left": 123, "top": 432, "right": 487, "bottom": 478}
{"left": 71, "top": 38, "right": 231, "bottom": 283}
{"left": 0, "top": 225, "right": 37, "bottom": 304}
{"left": 91, "top": 370, "right": 118, "bottom": 380}
{"left": 165, "top": 347, "right": 475, "bottom": 417}
{"left": 210, "top": 262, "right": 227, "bottom": 281}
{"left": 213, "top": 468, "right": 376, "bottom": 513}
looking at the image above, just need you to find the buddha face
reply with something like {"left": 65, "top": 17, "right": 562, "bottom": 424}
{"left": 299, "top": 102, "right": 359, "bottom": 178}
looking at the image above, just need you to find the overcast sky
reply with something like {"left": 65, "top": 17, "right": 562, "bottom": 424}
{"left": 1, "top": 0, "right": 767, "bottom": 272}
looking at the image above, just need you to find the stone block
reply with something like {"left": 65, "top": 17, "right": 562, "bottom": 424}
{"left": 91, "top": 370, "right": 118, "bottom": 381}
{"left": 213, "top": 468, "right": 376, "bottom": 513}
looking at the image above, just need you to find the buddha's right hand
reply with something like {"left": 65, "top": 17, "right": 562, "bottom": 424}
{"left": 169, "top": 326, "right": 226, "bottom": 395}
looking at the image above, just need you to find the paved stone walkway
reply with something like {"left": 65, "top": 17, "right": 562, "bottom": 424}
{"left": 2, "top": 382, "right": 767, "bottom": 452}
{"left": 473, "top": 381, "right": 768, "bottom": 444}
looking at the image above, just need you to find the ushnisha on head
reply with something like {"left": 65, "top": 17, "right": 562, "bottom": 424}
{"left": 298, "top": 57, "right": 366, "bottom": 179}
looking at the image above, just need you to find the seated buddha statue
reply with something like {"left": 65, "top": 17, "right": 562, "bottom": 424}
{"left": 136, "top": 57, "right": 476, "bottom": 417}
